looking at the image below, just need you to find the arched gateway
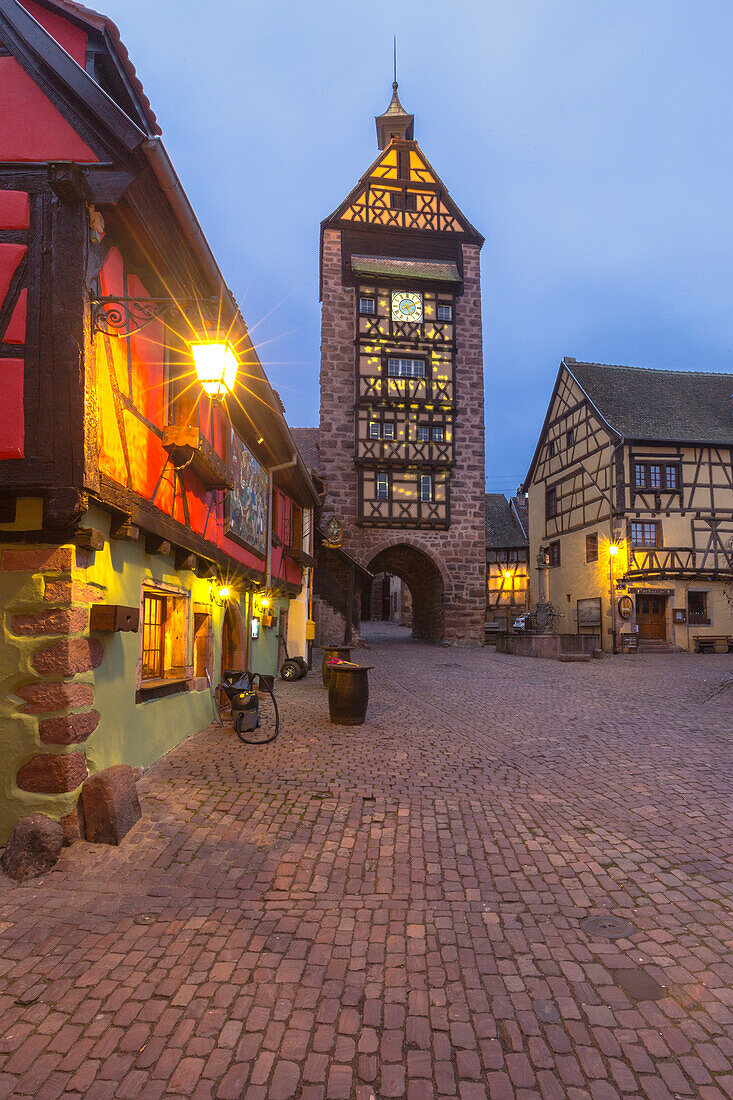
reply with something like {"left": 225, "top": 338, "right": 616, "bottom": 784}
{"left": 316, "top": 85, "right": 486, "bottom": 645}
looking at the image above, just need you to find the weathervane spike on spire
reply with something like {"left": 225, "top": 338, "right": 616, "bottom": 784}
{"left": 393, "top": 35, "right": 397, "bottom": 86}
{"left": 375, "top": 37, "right": 414, "bottom": 149}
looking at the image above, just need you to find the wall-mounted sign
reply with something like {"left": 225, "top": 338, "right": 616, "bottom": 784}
{"left": 226, "top": 429, "right": 269, "bottom": 557}
{"left": 673, "top": 608, "right": 687, "bottom": 624}
{"left": 618, "top": 595, "right": 634, "bottom": 620}
{"left": 577, "top": 597, "right": 602, "bottom": 627}
{"left": 322, "top": 517, "right": 343, "bottom": 548}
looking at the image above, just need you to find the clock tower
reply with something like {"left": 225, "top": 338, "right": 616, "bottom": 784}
{"left": 318, "top": 84, "right": 486, "bottom": 643}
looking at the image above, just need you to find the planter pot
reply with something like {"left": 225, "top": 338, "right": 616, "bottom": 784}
{"left": 328, "top": 664, "right": 372, "bottom": 725}
{"left": 321, "top": 646, "right": 352, "bottom": 688}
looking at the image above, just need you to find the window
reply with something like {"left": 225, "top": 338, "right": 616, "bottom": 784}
{"left": 376, "top": 473, "right": 389, "bottom": 500}
{"left": 688, "top": 591, "right": 709, "bottom": 625}
{"left": 548, "top": 440, "right": 556, "bottom": 457}
{"left": 388, "top": 357, "right": 425, "bottom": 378}
{"left": 437, "top": 304, "right": 452, "bottom": 321}
{"left": 359, "top": 296, "right": 375, "bottom": 315}
{"left": 142, "top": 594, "right": 166, "bottom": 680}
{"left": 549, "top": 541, "right": 561, "bottom": 567}
{"left": 369, "top": 422, "right": 380, "bottom": 439}
{"left": 432, "top": 425, "right": 445, "bottom": 442}
{"left": 417, "top": 425, "right": 430, "bottom": 442}
{"left": 420, "top": 474, "right": 433, "bottom": 502}
{"left": 546, "top": 485, "right": 558, "bottom": 519}
{"left": 631, "top": 521, "right": 661, "bottom": 547}
{"left": 566, "top": 428, "right": 575, "bottom": 447}
{"left": 140, "top": 588, "right": 189, "bottom": 689}
{"left": 389, "top": 191, "right": 417, "bottom": 211}
{"left": 586, "top": 533, "right": 598, "bottom": 562}
{"left": 634, "top": 462, "right": 680, "bottom": 490}
{"left": 193, "top": 611, "right": 212, "bottom": 678}
{"left": 382, "top": 422, "right": 395, "bottom": 440}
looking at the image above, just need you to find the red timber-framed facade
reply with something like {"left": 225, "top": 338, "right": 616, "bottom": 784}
{"left": 317, "top": 84, "right": 486, "bottom": 644}
{"left": 0, "top": 0, "right": 318, "bottom": 842}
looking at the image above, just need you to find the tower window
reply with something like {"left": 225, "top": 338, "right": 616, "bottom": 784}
{"left": 376, "top": 473, "right": 389, "bottom": 500}
{"left": 388, "top": 357, "right": 425, "bottom": 378}
{"left": 432, "top": 425, "right": 445, "bottom": 442}
{"left": 382, "top": 422, "right": 395, "bottom": 440}
{"left": 420, "top": 474, "right": 433, "bottom": 502}
{"left": 417, "top": 425, "right": 429, "bottom": 442}
{"left": 437, "top": 304, "right": 452, "bottom": 321}
{"left": 390, "top": 191, "right": 417, "bottom": 211}
{"left": 369, "top": 422, "right": 380, "bottom": 439}
{"left": 359, "top": 296, "right": 375, "bottom": 315}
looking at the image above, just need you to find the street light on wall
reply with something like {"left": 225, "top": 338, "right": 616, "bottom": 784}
{"left": 191, "top": 338, "right": 239, "bottom": 399}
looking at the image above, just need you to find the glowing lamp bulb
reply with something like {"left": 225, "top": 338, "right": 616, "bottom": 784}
{"left": 219, "top": 586, "right": 230, "bottom": 601}
{"left": 609, "top": 544, "right": 620, "bottom": 557}
{"left": 192, "top": 340, "right": 238, "bottom": 398}
{"left": 260, "top": 597, "right": 270, "bottom": 610}
{"left": 503, "top": 570, "right": 512, "bottom": 580}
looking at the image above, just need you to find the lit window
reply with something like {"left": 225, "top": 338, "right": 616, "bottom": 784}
{"left": 383, "top": 422, "right": 395, "bottom": 440}
{"left": 142, "top": 593, "right": 165, "bottom": 680}
{"left": 140, "top": 589, "right": 188, "bottom": 684}
{"left": 417, "top": 425, "right": 430, "bottom": 442}
{"left": 369, "top": 422, "right": 380, "bottom": 439}
{"left": 420, "top": 474, "right": 433, "bottom": 502}
{"left": 388, "top": 357, "right": 425, "bottom": 378}
{"left": 437, "top": 304, "right": 452, "bottom": 321}
{"left": 359, "top": 297, "right": 375, "bottom": 315}
{"left": 631, "top": 522, "right": 660, "bottom": 547}
{"left": 376, "top": 473, "right": 389, "bottom": 500}
{"left": 432, "top": 425, "right": 445, "bottom": 442}
{"left": 586, "top": 533, "right": 598, "bottom": 563}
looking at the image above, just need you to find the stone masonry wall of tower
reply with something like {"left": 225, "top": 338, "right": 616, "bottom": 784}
{"left": 319, "top": 228, "right": 486, "bottom": 644}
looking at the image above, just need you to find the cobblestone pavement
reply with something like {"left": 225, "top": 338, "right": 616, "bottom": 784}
{"left": 1, "top": 642, "right": 732, "bottom": 1100}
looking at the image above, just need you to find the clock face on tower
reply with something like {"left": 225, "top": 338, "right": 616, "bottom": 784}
{"left": 391, "top": 290, "right": 423, "bottom": 323}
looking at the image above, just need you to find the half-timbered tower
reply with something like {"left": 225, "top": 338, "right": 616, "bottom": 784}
{"left": 318, "top": 84, "right": 486, "bottom": 643}
{"left": 524, "top": 359, "right": 733, "bottom": 652}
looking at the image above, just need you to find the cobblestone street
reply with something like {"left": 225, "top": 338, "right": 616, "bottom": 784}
{"left": 1, "top": 640, "right": 732, "bottom": 1100}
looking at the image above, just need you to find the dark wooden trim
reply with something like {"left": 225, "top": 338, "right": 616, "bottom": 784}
{"left": 135, "top": 677, "right": 190, "bottom": 703}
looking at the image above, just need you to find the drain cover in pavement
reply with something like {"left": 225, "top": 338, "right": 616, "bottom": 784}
{"left": 133, "top": 914, "right": 156, "bottom": 925}
{"left": 612, "top": 968, "right": 663, "bottom": 1002}
{"left": 582, "top": 915, "right": 635, "bottom": 939}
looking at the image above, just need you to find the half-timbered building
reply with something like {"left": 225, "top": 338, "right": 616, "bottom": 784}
{"left": 317, "top": 83, "right": 486, "bottom": 643}
{"left": 524, "top": 359, "right": 733, "bottom": 652}
{"left": 0, "top": 0, "right": 318, "bottom": 843}
{"left": 484, "top": 493, "right": 530, "bottom": 634}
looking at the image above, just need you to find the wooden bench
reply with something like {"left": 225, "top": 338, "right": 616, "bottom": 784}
{"left": 693, "top": 635, "right": 733, "bottom": 654}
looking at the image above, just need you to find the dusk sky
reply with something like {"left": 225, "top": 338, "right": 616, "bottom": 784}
{"left": 102, "top": 0, "right": 733, "bottom": 495}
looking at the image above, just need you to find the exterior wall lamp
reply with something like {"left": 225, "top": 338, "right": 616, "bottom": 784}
{"left": 191, "top": 338, "right": 239, "bottom": 400}
{"left": 209, "top": 582, "right": 231, "bottom": 605}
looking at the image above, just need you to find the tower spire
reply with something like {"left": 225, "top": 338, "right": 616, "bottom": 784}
{"left": 375, "top": 44, "right": 414, "bottom": 150}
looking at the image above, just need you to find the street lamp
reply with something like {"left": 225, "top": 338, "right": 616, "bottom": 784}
{"left": 191, "top": 338, "right": 239, "bottom": 399}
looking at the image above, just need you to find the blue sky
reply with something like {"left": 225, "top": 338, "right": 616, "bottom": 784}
{"left": 103, "top": 0, "right": 733, "bottom": 494}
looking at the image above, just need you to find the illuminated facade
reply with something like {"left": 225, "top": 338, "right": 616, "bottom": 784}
{"left": 318, "top": 85, "right": 486, "bottom": 643}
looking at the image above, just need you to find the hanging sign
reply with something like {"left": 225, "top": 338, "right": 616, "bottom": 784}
{"left": 618, "top": 595, "right": 634, "bottom": 620}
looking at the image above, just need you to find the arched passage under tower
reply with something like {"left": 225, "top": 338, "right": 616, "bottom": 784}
{"left": 366, "top": 544, "right": 445, "bottom": 643}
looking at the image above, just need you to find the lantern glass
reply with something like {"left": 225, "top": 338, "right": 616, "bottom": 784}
{"left": 192, "top": 341, "right": 238, "bottom": 398}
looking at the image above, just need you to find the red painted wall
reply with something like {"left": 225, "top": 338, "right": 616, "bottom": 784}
{"left": 0, "top": 193, "right": 28, "bottom": 460}
{"left": 21, "top": 1, "right": 88, "bottom": 67}
{"left": 96, "top": 248, "right": 303, "bottom": 587}
{"left": 0, "top": 57, "right": 98, "bottom": 163}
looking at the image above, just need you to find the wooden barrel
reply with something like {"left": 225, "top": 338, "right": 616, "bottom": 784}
{"left": 321, "top": 646, "right": 352, "bottom": 688}
{"left": 328, "top": 665, "right": 371, "bottom": 725}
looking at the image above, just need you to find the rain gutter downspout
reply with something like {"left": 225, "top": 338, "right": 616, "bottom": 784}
{"left": 266, "top": 455, "right": 298, "bottom": 590}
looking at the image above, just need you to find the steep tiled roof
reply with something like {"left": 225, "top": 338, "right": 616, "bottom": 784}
{"left": 566, "top": 359, "right": 733, "bottom": 443}
{"left": 291, "top": 427, "right": 320, "bottom": 476}
{"left": 485, "top": 494, "right": 528, "bottom": 549}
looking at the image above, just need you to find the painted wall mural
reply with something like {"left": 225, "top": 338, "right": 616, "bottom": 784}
{"left": 226, "top": 429, "right": 268, "bottom": 556}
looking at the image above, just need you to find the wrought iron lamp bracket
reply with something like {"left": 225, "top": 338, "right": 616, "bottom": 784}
{"left": 90, "top": 296, "right": 216, "bottom": 337}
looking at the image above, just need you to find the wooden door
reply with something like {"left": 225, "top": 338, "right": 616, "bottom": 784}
{"left": 636, "top": 595, "right": 667, "bottom": 640}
